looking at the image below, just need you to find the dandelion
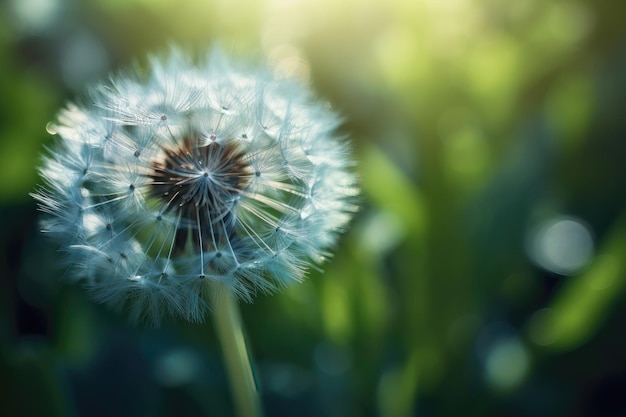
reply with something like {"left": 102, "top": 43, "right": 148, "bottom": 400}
{"left": 33, "top": 47, "right": 358, "bottom": 325}
{"left": 33, "top": 46, "right": 357, "bottom": 417}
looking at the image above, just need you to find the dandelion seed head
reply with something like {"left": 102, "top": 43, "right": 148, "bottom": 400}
{"left": 32, "top": 46, "right": 358, "bottom": 325}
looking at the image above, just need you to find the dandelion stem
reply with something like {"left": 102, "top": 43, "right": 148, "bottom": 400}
{"left": 210, "top": 282, "right": 263, "bottom": 417}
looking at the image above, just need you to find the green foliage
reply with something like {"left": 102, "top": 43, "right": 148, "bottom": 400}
{"left": 2, "top": 0, "right": 626, "bottom": 416}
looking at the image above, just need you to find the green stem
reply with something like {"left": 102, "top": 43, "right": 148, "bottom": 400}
{"left": 210, "top": 282, "right": 263, "bottom": 417}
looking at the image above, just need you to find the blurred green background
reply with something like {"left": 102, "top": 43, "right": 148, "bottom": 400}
{"left": 1, "top": 0, "right": 626, "bottom": 416}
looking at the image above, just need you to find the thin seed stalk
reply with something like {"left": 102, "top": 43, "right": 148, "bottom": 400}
{"left": 209, "top": 282, "right": 262, "bottom": 417}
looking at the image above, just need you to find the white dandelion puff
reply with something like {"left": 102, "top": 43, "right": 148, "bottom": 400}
{"left": 32, "top": 47, "right": 358, "bottom": 325}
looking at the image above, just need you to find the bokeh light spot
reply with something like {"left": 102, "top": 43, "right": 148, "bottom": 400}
{"left": 527, "top": 216, "right": 594, "bottom": 276}
{"left": 153, "top": 348, "right": 200, "bottom": 387}
{"left": 358, "top": 210, "right": 403, "bottom": 255}
{"left": 60, "top": 32, "right": 109, "bottom": 90}
{"left": 484, "top": 337, "right": 530, "bottom": 391}
{"left": 261, "top": 362, "right": 312, "bottom": 398}
{"left": 268, "top": 44, "right": 310, "bottom": 83}
{"left": 9, "top": 0, "right": 61, "bottom": 33}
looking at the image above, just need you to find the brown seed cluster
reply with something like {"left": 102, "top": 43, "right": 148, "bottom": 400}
{"left": 148, "top": 134, "right": 253, "bottom": 253}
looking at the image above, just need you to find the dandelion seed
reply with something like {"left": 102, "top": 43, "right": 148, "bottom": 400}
{"left": 32, "top": 46, "right": 358, "bottom": 325}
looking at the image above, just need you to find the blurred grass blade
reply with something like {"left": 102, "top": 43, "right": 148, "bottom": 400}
{"left": 360, "top": 144, "right": 427, "bottom": 238}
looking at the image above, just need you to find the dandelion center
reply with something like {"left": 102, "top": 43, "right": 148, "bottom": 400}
{"left": 148, "top": 134, "right": 252, "bottom": 253}
{"left": 149, "top": 135, "right": 252, "bottom": 212}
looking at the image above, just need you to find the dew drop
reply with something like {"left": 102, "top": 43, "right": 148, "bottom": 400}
{"left": 45, "top": 122, "right": 57, "bottom": 135}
